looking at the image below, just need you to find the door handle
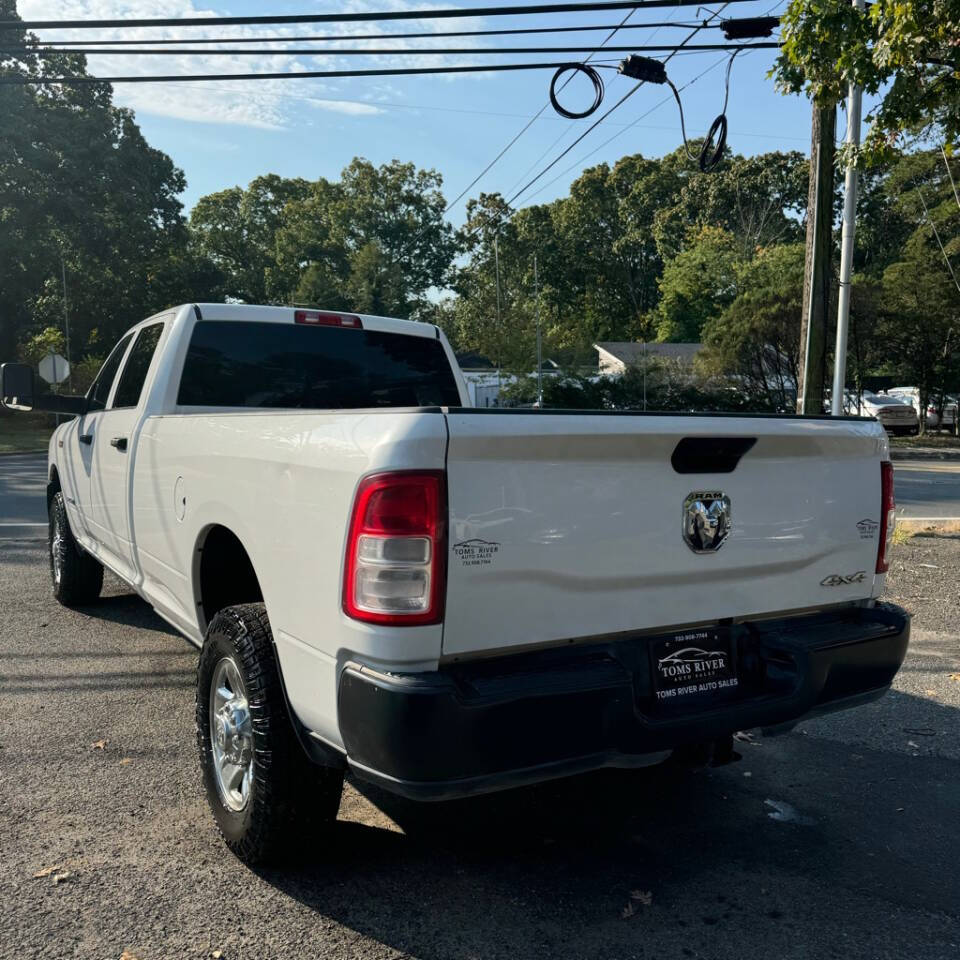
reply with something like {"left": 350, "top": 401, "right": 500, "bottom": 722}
{"left": 110, "top": 436, "right": 128, "bottom": 451}
{"left": 79, "top": 434, "right": 93, "bottom": 445}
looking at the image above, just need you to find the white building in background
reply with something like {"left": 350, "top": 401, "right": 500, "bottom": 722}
{"left": 593, "top": 342, "right": 703, "bottom": 375}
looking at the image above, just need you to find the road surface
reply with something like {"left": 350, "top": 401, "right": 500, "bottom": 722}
{"left": 0, "top": 532, "right": 957, "bottom": 959}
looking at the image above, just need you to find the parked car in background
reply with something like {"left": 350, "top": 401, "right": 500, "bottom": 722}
{"left": 828, "top": 391, "right": 919, "bottom": 435}
{"left": 887, "top": 387, "right": 958, "bottom": 430}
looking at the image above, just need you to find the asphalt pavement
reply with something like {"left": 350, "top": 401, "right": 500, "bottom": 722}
{"left": 1, "top": 457, "right": 959, "bottom": 958}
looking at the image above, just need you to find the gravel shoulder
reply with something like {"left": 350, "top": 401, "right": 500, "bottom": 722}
{"left": 0, "top": 537, "right": 958, "bottom": 960}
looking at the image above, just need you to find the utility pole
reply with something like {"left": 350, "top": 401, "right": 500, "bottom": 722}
{"left": 533, "top": 252, "right": 542, "bottom": 407}
{"left": 798, "top": 104, "right": 836, "bottom": 414}
{"left": 60, "top": 254, "right": 73, "bottom": 392}
{"left": 831, "top": 0, "right": 865, "bottom": 415}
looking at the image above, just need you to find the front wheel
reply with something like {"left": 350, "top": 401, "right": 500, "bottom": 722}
{"left": 196, "top": 603, "right": 344, "bottom": 865}
{"left": 49, "top": 491, "right": 103, "bottom": 606}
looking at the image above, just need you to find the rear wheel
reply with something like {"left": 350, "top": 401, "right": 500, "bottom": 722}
{"left": 49, "top": 491, "right": 103, "bottom": 606}
{"left": 196, "top": 603, "right": 344, "bottom": 865}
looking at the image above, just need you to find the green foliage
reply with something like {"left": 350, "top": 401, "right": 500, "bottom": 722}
{"left": 274, "top": 158, "right": 456, "bottom": 317}
{"left": 498, "top": 363, "right": 773, "bottom": 413}
{"left": 654, "top": 227, "right": 742, "bottom": 343}
{"left": 699, "top": 244, "right": 806, "bottom": 410}
{"left": 775, "top": 0, "right": 960, "bottom": 164}
{"left": 450, "top": 149, "right": 812, "bottom": 369}
{"left": 0, "top": 1, "right": 220, "bottom": 363}
{"left": 190, "top": 174, "right": 310, "bottom": 304}
{"left": 17, "top": 326, "right": 65, "bottom": 368}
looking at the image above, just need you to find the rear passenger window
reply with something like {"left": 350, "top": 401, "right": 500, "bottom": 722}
{"left": 87, "top": 333, "right": 133, "bottom": 412}
{"left": 112, "top": 323, "right": 164, "bottom": 409}
{"left": 177, "top": 321, "right": 462, "bottom": 409}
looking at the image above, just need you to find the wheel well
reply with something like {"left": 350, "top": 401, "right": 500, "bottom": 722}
{"left": 196, "top": 526, "right": 264, "bottom": 629}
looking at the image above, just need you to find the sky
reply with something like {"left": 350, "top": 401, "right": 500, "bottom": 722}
{"left": 17, "top": 1, "right": 869, "bottom": 224}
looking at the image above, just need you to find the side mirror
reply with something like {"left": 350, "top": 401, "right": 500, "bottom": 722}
{"left": 1, "top": 362, "right": 35, "bottom": 411}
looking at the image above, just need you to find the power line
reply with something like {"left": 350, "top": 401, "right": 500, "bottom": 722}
{"left": 502, "top": 4, "right": 682, "bottom": 198}
{"left": 519, "top": 51, "right": 734, "bottom": 205}
{"left": 20, "top": 22, "right": 713, "bottom": 47}
{"left": 0, "top": 61, "right": 639, "bottom": 85}
{"left": 8, "top": 1, "right": 766, "bottom": 31}
{"left": 917, "top": 186, "right": 960, "bottom": 295}
{"left": 7, "top": 42, "right": 778, "bottom": 56}
{"left": 158, "top": 78, "right": 808, "bottom": 140}
{"left": 439, "top": 7, "right": 639, "bottom": 217}
{"left": 505, "top": 5, "right": 734, "bottom": 207}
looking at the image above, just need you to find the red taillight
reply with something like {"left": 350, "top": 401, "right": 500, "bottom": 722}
{"left": 876, "top": 460, "right": 895, "bottom": 574}
{"left": 343, "top": 471, "right": 446, "bottom": 625}
{"left": 295, "top": 309, "right": 363, "bottom": 328}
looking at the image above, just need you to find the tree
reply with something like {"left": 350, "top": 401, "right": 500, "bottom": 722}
{"left": 654, "top": 227, "right": 742, "bottom": 342}
{"left": 0, "top": 1, "right": 216, "bottom": 360}
{"left": 272, "top": 159, "right": 456, "bottom": 317}
{"left": 775, "top": 0, "right": 960, "bottom": 164}
{"left": 699, "top": 244, "right": 806, "bottom": 410}
{"left": 653, "top": 150, "right": 808, "bottom": 260}
{"left": 190, "top": 175, "right": 312, "bottom": 304}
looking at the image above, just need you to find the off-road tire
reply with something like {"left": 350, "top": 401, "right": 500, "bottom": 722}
{"left": 196, "top": 603, "right": 344, "bottom": 865}
{"left": 49, "top": 491, "right": 104, "bottom": 606}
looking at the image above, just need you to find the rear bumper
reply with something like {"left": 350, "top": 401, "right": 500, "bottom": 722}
{"left": 337, "top": 602, "right": 909, "bottom": 801}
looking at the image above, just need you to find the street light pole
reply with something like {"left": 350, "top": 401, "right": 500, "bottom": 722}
{"left": 493, "top": 233, "right": 503, "bottom": 395}
{"left": 831, "top": 0, "right": 865, "bottom": 415}
{"left": 534, "top": 252, "right": 542, "bottom": 407}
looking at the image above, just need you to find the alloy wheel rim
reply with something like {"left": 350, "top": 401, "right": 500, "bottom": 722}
{"left": 51, "top": 516, "right": 62, "bottom": 586}
{"left": 209, "top": 657, "right": 254, "bottom": 812}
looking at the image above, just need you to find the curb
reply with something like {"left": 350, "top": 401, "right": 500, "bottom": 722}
{"left": 896, "top": 518, "right": 960, "bottom": 535}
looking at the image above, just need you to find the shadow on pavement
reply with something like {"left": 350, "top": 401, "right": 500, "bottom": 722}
{"left": 253, "top": 689, "right": 959, "bottom": 959}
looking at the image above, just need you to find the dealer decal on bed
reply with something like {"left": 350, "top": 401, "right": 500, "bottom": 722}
{"left": 452, "top": 538, "right": 501, "bottom": 568}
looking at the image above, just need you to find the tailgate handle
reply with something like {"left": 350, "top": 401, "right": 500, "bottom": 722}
{"left": 671, "top": 436, "right": 756, "bottom": 474}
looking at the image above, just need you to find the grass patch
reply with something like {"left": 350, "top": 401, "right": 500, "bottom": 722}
{"left": 890, "top": 523, "right": 915, "bottom": 547}
{"left": 0, "top": 415, "right": 56, "bottom": 454}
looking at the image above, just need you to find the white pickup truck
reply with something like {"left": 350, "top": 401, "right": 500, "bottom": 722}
{"left": 2, "top": 303, "right": 909, "bottom": 865}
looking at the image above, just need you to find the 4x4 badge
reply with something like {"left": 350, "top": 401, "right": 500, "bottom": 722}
{"left": 820, "top": 571, "right": 867, "bottom": 587}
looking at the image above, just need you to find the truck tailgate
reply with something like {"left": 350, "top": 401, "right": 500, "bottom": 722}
{"left": 442, "top": 411, "right": 889, "bottom": 658}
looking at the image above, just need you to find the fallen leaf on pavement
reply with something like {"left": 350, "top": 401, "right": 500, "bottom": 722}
{"left": 120, "top": 951, "right": 140, "bottom": 960}
{"left": 949, "top": 674, "right": 960, "bottom": 682}
{"left": 91, "top": 740, "right": 108, "bottom": 750}
{"left": 621, "top": 902, "right": 637, "bottom": 919}
{"left": 32, "top": 865, "right": 62, "bottom": 878}
{"left": 212, "top": 951, "right": 223, "bottom": 959}
{"left": 119, "top": 757, "right": 132, "bottom": 765}
{"left": 630, "top": 890, "right": 653, "bottom": 906}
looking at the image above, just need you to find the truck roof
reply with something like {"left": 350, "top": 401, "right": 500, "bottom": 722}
{"left": 163, "top": 303, "right": 439, "bottom": 340}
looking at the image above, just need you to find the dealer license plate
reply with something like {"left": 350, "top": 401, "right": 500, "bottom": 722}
{"left": 650, "top": 627, "right": 738, "bottom": 707}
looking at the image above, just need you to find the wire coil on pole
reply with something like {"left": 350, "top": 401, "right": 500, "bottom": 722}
{"left": 549, "top": 62, "right": 604, "bottom": 118}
